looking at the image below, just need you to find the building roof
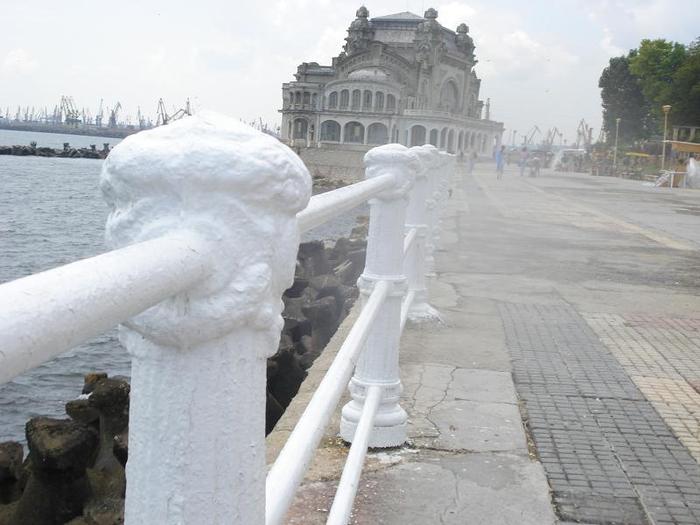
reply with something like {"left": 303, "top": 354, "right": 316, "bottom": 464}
{"left": 371, "top": 11, "right": 424, "bottom": 22}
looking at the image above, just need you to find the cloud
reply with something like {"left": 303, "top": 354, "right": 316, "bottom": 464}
{"left": 2, "top": 49, "right": 39, "bottom": 75}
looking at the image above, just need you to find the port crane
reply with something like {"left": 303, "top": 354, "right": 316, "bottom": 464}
{"left": 575, "top": 119, "right": 593, "bottom": 149}
{"left": 60, "top": 96, "right": 81, "bottom": 126}
{"left": 95, "top": 99, "right": 104, "bottom": 128}
{"left": 156, "top": 98, "right": 192, "bottom": 126}
{"left": 522, "top": 125, "right": 541, "bottom": 146}
{"left": 108, "top": 102, "right": 122, "bottom": 128}
{"left": 544, "top": 127, "right": 563, "bottom": 148}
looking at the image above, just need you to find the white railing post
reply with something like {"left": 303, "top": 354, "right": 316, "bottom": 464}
{"left": 101, "top": 113, "right": 311, "bottom": 524}
{"left": 340, "top": 144, "right": 418, "bottom": 447}
{"left": 424, "top": 152, "right": 443, "bottom": 276}
{"left": 405, "top": 144, "right": 440, "bottom": 319}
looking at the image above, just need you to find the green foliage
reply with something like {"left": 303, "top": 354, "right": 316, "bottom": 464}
{"left": 599, "top": 54, "right": 652, "bottom": 143}
{"left": 669, "top": 39, "right": 700, "bottom": 125}
{"left": 600, "top": 37, "right": 700, "bottom": 140}
{"left": 629, "top": 39, "right": 687, "bottom": 110}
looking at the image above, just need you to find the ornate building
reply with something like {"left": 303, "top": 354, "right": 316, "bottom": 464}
{"left": 280, "top": 7, "right": 504, "bottom": 156}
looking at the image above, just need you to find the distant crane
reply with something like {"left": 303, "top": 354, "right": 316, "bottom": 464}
{"left": 108, "top": 102, "right": 122, "bottom": 128}
{"left": 575, "top": 119, "right": 593, "bottom": 149}
{"left": 522, "top": 125, "right": 541, "bottom": 146}
{"left": 156, "top": 97, "right": 192, "bottom": 126}
{"left": 95, "top": 99, "right": 104, "bottom": 128}
{"left": 544, "top": 127, "right": 563, "bottom": 148}
{"left": 60, "top": 96, "right": 81, "bottom": 126}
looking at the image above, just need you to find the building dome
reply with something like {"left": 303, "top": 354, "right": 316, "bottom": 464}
{"left": 347, "top": 68, "right": 389, "bottom": 81}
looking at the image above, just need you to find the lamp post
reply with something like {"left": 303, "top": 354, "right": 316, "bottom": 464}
{"left": 613, "top": 117, "right": 621, "bottom": 173}
{"left": 661, "top": 104, "right": 672, "bottom": 170}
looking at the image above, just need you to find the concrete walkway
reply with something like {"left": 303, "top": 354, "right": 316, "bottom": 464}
{"left": 269, "top": 163, "right": 700, "bottom": 524}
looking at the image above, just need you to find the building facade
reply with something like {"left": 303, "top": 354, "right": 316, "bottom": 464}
{"left": 280, "top": 7, "right": 504, "bottom": 156}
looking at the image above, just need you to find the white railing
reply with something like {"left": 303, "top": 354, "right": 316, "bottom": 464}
{"left": 0, "top": 111, "right": 454, "bottom": 525}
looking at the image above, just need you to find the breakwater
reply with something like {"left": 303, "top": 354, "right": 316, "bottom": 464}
{"left": 0, "top": 226, "right": 367, "bottom": 524}
{"left": 0, "top": 142, "right": 111, "bottom": 160}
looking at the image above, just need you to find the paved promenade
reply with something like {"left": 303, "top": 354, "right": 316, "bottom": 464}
{"left": 269, "top": 163, "right": 700, "bottom": 524}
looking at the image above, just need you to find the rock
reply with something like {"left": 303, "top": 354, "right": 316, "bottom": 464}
{"left": 66, "top": 399, "right": 99, "bottom": 425}
{"left": 284, "top": 278, "right": 309, "bottom": 298}
{"left": 267, "top": 348, "right": 307, "bottom": 410}
{"left": 112, "top": 433, "right": 128, "bottom": 468}
{"left": 82, "top": 374, "right": 108, "bottom": 395}
{"left": 303, "top": 296, "right": 340, "bottom": 350}
{"left": 0, "top": 442, "right": 23, "bottom": 505}
{"left": 25, "top": 418, "right": 98, "bottom": 472}
{"left": 266, "top": 391, "right": 285, "bottom": 435}
{"left": 11, "top": 417, "right": 98, "bottom": 525}
{"left": 309, "top": 274, "right": 342, "bottom": 292}
{"left": 297, "top": 241, "right": 330, "bottom": 277}
{"left": 0, "top": 443, "right": 22, "bottom": 483}
{"left": 87, "top": 377, "right": 129, "bottom": 500}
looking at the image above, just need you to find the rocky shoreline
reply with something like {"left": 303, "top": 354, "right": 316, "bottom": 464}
{"left": 0, "top": 142, "right": 112, "bottom": 160}
{"left": 0, "top": 222, "right": 367, "bottom": 525}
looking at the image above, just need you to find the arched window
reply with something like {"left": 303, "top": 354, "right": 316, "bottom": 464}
{"left": 440, "top": 128, "right": 448, "bottom": 149}
{"left": 439, "top": 80, "right": 460, "bottom": 113}
{"left": 340, "top": 90, "right": 349, "bottom": 109}
{"left": 363, "top": 90, "right": 373, "bottom": 110}
{"left": 367, "top": 123, "right": 389, "bottom": 145}
{"left": 410, "top": 125, "right": 427, "bottom": 147}
{"left": 351, "top": 90, "right": 361, "bottom": 109}
{"left": 320, "top": 120, "right": 341, "bottom": 142}
{"left": 294, "top": 92, "right": 301, "bottom": 104}
{"left": 293, "top": 118, "right": 308, "bottom": 140}
{"left": 375, "top": 92, "right": 384, "bottom": 111}
{"left": 386, "top": 94, "right": 396, "bottom": 111}
{"left": 447, "top": 129, "right": 455, "bottom": 153}
{"left": 458, "top": 131, "right": 464, "bottom": 151}
{"left": 344, "top": 121, "right": 364, "bottom": 143}
{"left": 288, "top": 92, "right": 294, "bottom": 107}
{"left": 303, "top": 92, "right": 311, "bottom": 105}
{"left": 329, "top": 92, "right": 338, "bottom": 108}
{"left": 391, "top": 125, "right": 398, "bottom": 142}
{"left": 311, "top": 93, "right": 317, "bottom": 109}
{"left": 470, "top": 132, "right": 476, "bottom": 148}
{"left": 429, "top": 129, "right": 439, "bottom": 146}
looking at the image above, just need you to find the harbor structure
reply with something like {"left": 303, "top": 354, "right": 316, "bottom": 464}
{"left": 280, "top": 6, "right": 504, "bottom": 155}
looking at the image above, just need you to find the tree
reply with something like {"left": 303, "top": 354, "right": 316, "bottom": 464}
{"left": 599, "top": 53, "right": 651, "bottom": 143}
{"left": 670, "top": 38, "right": 700, "bottom": 126}
{"left": 629, "top": 39, "right": 687, "bottom": 127}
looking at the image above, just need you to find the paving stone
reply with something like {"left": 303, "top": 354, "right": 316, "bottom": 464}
{"left": 501, "top": 301, "right": 700, "bottom": 524}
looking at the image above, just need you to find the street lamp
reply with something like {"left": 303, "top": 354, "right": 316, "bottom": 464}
{"left": 613, "top": 117, "right": 621, "bottom": 173}
{"left": 661, "top": 104, "right": 672, "bottom": 170}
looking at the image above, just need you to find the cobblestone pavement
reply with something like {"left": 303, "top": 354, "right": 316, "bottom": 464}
{"left": 502, "top": 302, "right": 700, "bottom": 524}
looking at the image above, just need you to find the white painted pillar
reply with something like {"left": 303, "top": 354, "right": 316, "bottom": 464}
{"left": 102, "top": 112, "right": 312, "bottom": 525}
{"left": 405, "top": 145, "right": 440, "bottom": 320}
{"left": 340, "top": 144, "right": 419, "bottom": 447}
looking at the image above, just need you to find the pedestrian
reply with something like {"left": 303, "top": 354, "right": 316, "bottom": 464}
{"left": 467, "top": 151, "right": 477, "bottom": 175}
{"left": 495, "top": 145, "right": 505, "bottom": 179}
{"left": 519, "top": 147, "right": 528, "bottom": 176}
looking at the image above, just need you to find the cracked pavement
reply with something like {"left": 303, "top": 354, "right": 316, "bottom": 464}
{"left": 271, "top": 164, "right": 700, "bottom": 524}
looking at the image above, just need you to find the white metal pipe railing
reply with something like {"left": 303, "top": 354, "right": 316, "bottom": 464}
{"left": 265, "top": 280, "right": 389, "bottom": 525}
{"left": 0, "top": 112, "right": 456, "bottom": 525}
{"left": 0, "top": 234, "right": 212, "bottom": 385}
{"left": 326, "top": 384, "right": 383, "bottom": 525}
{"left": 298, "top": 173, "right": 395, "bottom": 233}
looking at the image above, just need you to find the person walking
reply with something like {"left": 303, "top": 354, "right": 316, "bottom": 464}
{"left": 495, "top": 145, "right": 505, "bottom": 179}
{"left": 467, "top": 151, "right": 477, "bottom": 175}
{"left": 519, "top": 147, "right": 529, "bottom": 176}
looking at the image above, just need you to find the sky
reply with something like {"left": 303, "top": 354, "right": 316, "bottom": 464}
{"left": 1, "top": 0, "right": 697, "bottom": 144}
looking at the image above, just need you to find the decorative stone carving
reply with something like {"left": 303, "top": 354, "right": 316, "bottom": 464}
{"left": 456, "top": 23, "right": 475, "bottom": 60}
{"left": 344, "top": 6, "right": 374, "bottom": 56}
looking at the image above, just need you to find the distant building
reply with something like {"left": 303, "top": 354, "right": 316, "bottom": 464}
{"left": 280, "top": 6, "right": 504, "bottom": 156}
